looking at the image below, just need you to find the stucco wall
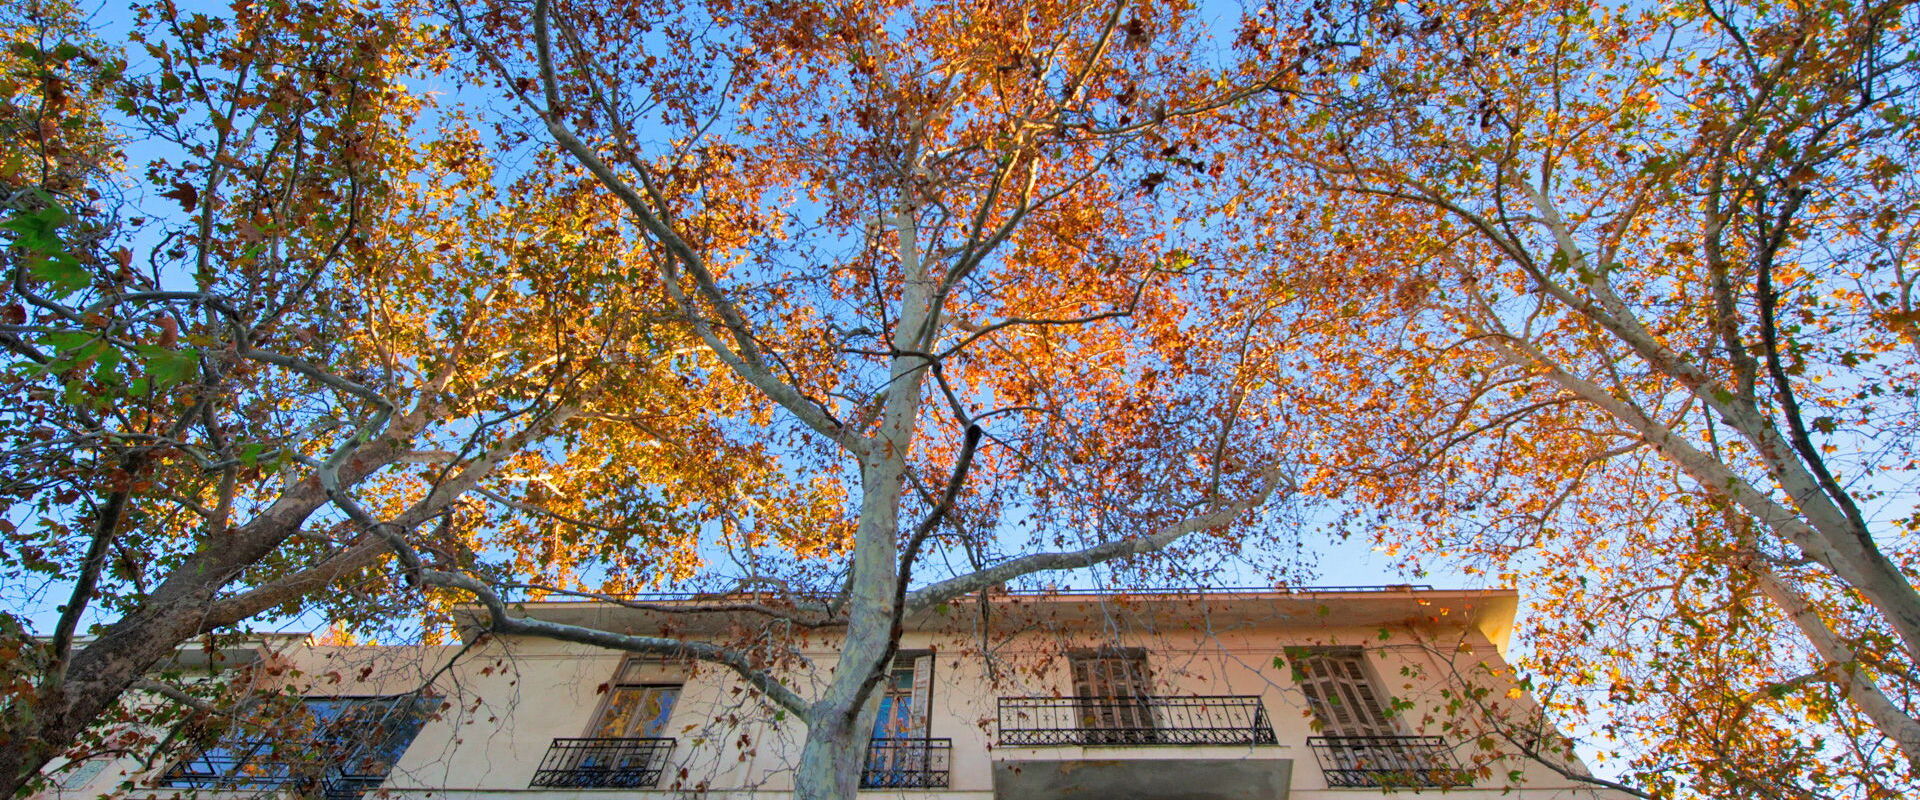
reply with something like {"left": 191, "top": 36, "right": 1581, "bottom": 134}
{"left": 40, "top": 593, "right": 1630, "bottom": 800}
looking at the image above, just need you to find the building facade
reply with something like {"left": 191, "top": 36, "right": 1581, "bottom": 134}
{"left": 43, "top": 587, "right": 1628, "bottom": 800}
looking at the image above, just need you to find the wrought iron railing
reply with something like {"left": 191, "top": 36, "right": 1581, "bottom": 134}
{"left": 157, "top": 743, "right": 392, "bottom": 799}
{"left": 1307, "top": 735, "right": 1474, "bottom": 788}
{"left": 861, "top": 738, "right": 951, "bottom": 788}
{"left": 322, "top": 774, "right": 390, "bottom": 800}
{"left": 506, "top": 584, "right": 1437, "bottom": 603}
{"left": 529, "top": 737, "right": 675, "bottom": 788}
{"left": 997, "top": 696, "right": 1277, "bottom": 746}
{"left": 159, "top": 747, "right": 300, "bottom": 791}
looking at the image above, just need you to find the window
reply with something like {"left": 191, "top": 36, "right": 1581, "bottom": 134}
{"left": 55, "top": 758, "right": 108, "bottom": 792}
{"left": 871, "top": 652, "right": 931, "bottom": 739}
{"left": 159, "top": 694, "right": 433, "bottom": 800}
{"left": 531, "top": 660, "right": 681, "bottom": 789}
{"left": 1293, "top": 647, "right": 1472, "bottom": 788}
{"left": 1290, "top": 647, "right": 1395, "bottom": 736}
{"left": 1069, "top": 649, "right": 1154, "bottom": 743}
{"left": 862, "top": 653, "right": 945, "bottom": 789}
{"left": 590, "top": 660, "right": 681, "bottom": 738}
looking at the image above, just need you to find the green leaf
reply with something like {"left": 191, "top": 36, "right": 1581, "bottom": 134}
{"left": 91, "top": 345, "right": 124, "bottom": 385}
{"left": 4, "top": 200, "right": 88, "bottom": 296}
{"left": 237, "top": 443, "right": 271, "bottom": 466}
{"left": 136, "top": 345, "right": 200, "bottom": 387}
{"left": 42, "top": 330, "right": 96, "bottom": 355}
{"left": 29, "top": 253, "right": 90, "bottom": 295}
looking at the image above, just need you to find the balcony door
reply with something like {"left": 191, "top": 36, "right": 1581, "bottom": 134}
{"left": 1069, "top": 649, "right": 1154, "bottom": 744}
{"left": 158, "top": 695, "right": 433, "bottom": 799}
{"left": 871, "top": 653, "right": 932, "bottom": 739}
{"left": 1294, "top": 647, "right": 1462, "bottom": 786}
{"left": 866, "top": 653, "right": 937, "bottom": 788}
{"left": 539, "top": 661, "right": 682, "bottom": 787}
{"left": 1291, "top": 647, "right": 1395, "bottom": 737}
{"left": 592, "top": 684, "right": 680, "bottom": 739}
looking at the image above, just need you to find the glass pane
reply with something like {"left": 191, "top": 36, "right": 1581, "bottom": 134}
{"left": 870, "top": 662, "right": 920, "bottom": 739}
{"left": 305, "top": 698, "right": 352, "bottom": 726}
{"left": 59, "top": 758, "right": 107, "bottom": 790}
{"left": 594, "top": 688, "right": 644, "bottom": 737}
{"left": 617, "top": 659, "right": 666, "bottom": 684}
{"left": 329, "top": 697, "right": 434, "bottom": 776}
{"left": 161, "top": 695, "right": 433, "bottom": 794}
{"left": 872, "top": 696, "right": 917, "bottom": 738}
{"left": 636, "top": 686, "right": 680, "bottom": 737}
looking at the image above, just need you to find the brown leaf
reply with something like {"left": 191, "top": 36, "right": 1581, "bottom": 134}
{"left": 159, "top": 181, "right": 199, "bottom": 212}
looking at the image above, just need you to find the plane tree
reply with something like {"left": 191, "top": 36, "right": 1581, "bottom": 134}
{"left": 1226, "top": 0, "right": 1920, "bottom": 794}
{"left": 0, "top": 0, "right": 782, "bottom": 792}
{"left": 394, "top": 1, "right": 1334, "bottom": 798}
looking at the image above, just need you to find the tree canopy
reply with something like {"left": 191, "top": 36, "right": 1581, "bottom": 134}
{"left": 3, "top": 0, "right": 1919, "bottom": 797}
{"left": 1230, "top": 0, "right": 1920, "bottom": 794}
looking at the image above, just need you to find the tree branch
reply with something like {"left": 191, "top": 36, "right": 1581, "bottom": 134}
{"left": 427, "top": 569, "right": 812, "bottom": 716}
{"left": 905, "top": 467, "right": 1291, "bottom": 611}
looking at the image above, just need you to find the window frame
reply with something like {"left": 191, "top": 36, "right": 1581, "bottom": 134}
{"left": 1067, "top": 647, "right": 1155, "bottom": 736}
{"left": 1289, "top": 646, "right": 1400, "bottom": 737}
{"left": 583, "top": 659, "right": 684, "bottom": 740}
{"left": 157, "top": 693, "right": 434, "bottom": 795}
{"left": 869, "top": 651, "right": 933, "bottom": 740}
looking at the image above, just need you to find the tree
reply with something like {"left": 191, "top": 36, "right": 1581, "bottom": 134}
{"left": 0, "top": 0, "right": 776, "bottom": 792}
{"left": 3, "top": 0, "right": 1334, "bottom": 797}
{"left": 1227, "top": 0, "right": 1920, "bottom": 794}
{"left": 387, "top": 1, "right": 1336, "bottom": 798}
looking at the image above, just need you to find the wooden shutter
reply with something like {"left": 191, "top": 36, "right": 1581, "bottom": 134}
{"left": 907, "top": 653, "right": 933, "bottom": 736}
{"left": 1069, "top": 650, "right": 1153, "bottom": 737}
{"left": 1070, "top": 651, "right": 1151, "bottom": 698}
{"left": 1294, "top": 648, "right": 1396, "bottom": 737}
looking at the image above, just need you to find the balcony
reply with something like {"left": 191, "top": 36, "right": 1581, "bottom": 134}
{"left": 529, "top": 737, "right": 675, "bottom": 788}
{"left": 322, "top": 775, "right": 389, "bottom": 800}
{"left": 158, "top": 740, "right": 393, "bottom": 800}
{"left": 997, "top": 696, "right": 1278, "bottom": 747}
{"left": 862, "top": 738, "right": 951, "bottom": 789}
{"left": 1307, "top": 735, "right": 1474, "bottom": 788}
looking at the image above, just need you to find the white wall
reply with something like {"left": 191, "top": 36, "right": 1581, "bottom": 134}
{"left": 39, "top": 596, "right": 1629, "bottom": 800}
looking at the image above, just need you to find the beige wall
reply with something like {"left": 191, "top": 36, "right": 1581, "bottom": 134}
{"left": 43, "top": 594, "right": 1629, "bottom": 800}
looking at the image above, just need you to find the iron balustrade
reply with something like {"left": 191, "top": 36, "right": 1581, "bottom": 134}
{"left": 997, "top": 696, "right": 1278, "bottom": 746}
{"left": 529, "top": 737, "right": 675, "bottom": 788}
{"left": 861, "top": 738, "right": 951, "bottom": 789}
{"left": 502, "top": 584, "right": 1436, "bottom": 603}
{"left": 157, "top": 741, "right": 392, "bottom": 800}
{"left": 322, "top": 775, "right": 390, "bottom": 800}
{"left": 1307, "top": 735, "right": 1474, "bottom": 788}
{"left": 159, "top": 741, "right": 295, "bottom": 791}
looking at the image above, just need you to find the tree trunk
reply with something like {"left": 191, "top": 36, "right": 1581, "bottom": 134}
{"left": 784, "top": 206, "right": 931, "bottom": 800}
{"left": 0, "top": 597, "right": 209, "bottom": 798}
{"left": 0, "top": 730, "right": 60, "bottom": 799}
{"left": 0, "top": 435, "right": 423, "bottom": 796}
{"left": 1749, "top": 564, "right": 1920, "bottom": 768}
{"left": 792, "top": 712, "right": 865, "bottom": 800}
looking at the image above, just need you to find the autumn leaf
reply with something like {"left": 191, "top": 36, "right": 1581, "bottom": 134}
{"left": 158, "top": 180, "right": 198, "bottom": 211}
